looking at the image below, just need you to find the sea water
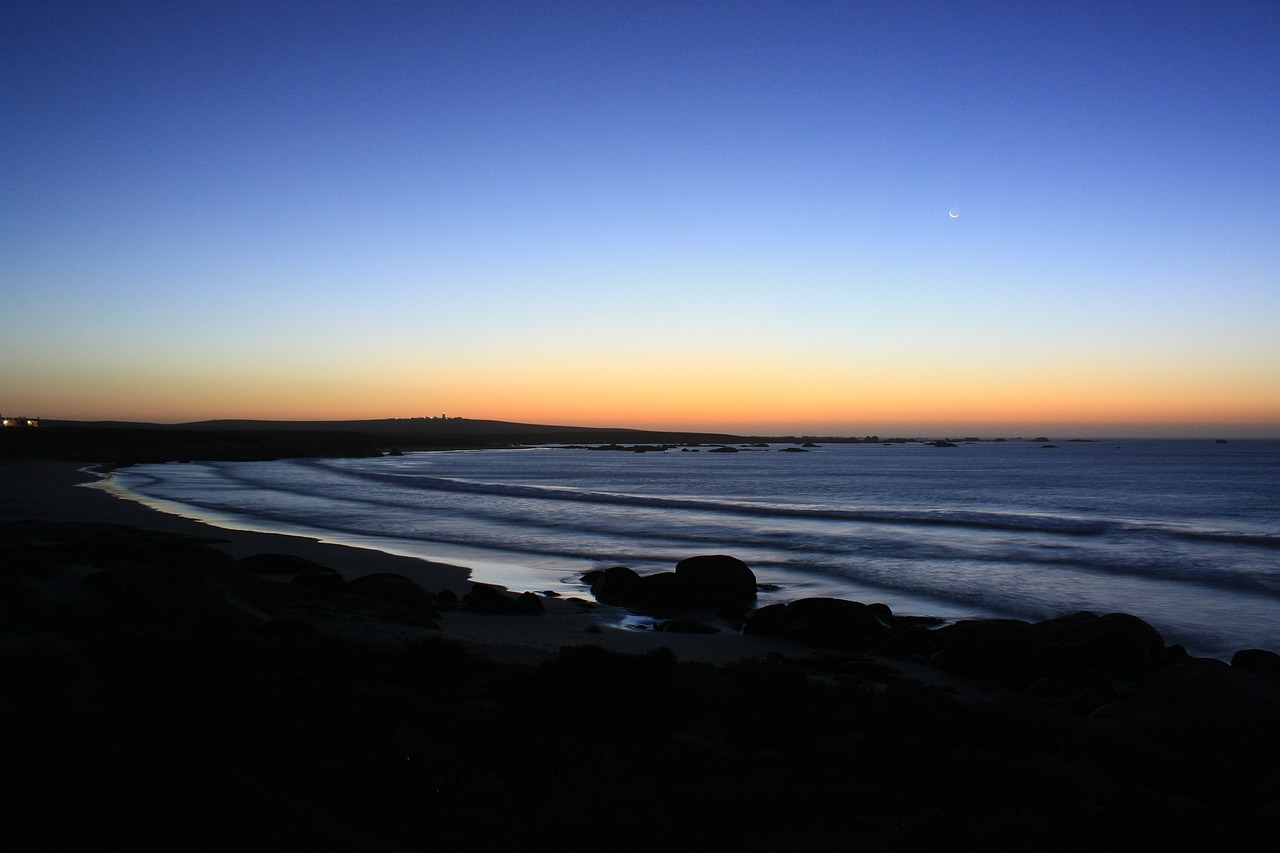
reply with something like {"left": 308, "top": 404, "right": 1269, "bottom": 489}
{"left": 105, "top": 439, "right": 1280, "bottom": 659}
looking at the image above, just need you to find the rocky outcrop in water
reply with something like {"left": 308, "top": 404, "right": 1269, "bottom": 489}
{"left": 582, "top": 555, "right": 758, "bottom": 614}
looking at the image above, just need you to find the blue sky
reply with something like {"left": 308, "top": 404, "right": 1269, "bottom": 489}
{"left": 3, "top": 1, "right": 1278, "bottom": 435}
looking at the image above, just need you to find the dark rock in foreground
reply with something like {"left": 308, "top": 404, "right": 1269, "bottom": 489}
{"left": 1232, "top": 648, "right": 1280, "bottom": 689}
{"left": 674, "top": 554, "right": 756, "bottom": 604}
{"left": 1092, "top": 657, "right": 1280, "bottom": 751}
{"left": 930, "top": 618, "right": 1050, "bottom": 677}
{"left": 1033, "top": 610, "right": 1167, "bottom": 676}
{"left": 582, "top": 555, "right": 758, "bottom": 614}
{"left": 241, "top": 552, "right": 335, "bottom": 576}
{"left": 347, "top": 572, "right": 437, "bottom": 611}
{"left": 744, "top": 597, "right": 892, "bottom": 650}
{"left": 5, "top": 521, "right": 1280, "bottom": 848}
{"left": 463, "top": 582, "right": 545, "bottom": 615}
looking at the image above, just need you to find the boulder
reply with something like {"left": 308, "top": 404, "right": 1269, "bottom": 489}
{"left": 587, "top": 566, "right": 644, "bottom": 606}
{"left": 1034, "top": 611, "right": 1165, "bottom": 675}
{"left": 461, "top": 583, "right": 544, "bottom": 615}
{"left": 1231, "top": 648, "right": 1280, "bottom": 689}
{"left": 346, "top": 573, "right": 434, "bottom": 610}
{"left": 636, "top": 571, "right": 709, "bottom": 610}
{"left": 240, "top": 553, "right": 334, "bottom": 576}
{"left": 513, "top": 591, "right": 546, "bottom": 615}
{"left": 1095, "top": 657, "right": 1280, "bottom": 751}
{"left": 743, "top": 598, "right": 892, "bottom": 650}
{"left": 588, "top": 561, "right": 754, "bottom": 613}
{"left": 930, "top": 619, "right": 1050, "bottom": 679}
{"left": 674, "top": 555, "right": 757, "bottom": 604}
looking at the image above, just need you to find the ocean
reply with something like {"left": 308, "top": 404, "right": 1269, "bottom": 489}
{"left": 103, "top": 439, "right": 1280, "bottom": 659}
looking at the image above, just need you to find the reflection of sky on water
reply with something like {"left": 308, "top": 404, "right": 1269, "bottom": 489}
{"left": 105, "top": 442, "right": 1280, "bottom": 658}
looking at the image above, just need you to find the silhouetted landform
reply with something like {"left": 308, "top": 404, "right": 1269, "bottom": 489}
{"left": 4, "top": 418, "right": 1128, "bottom": 464}
{"left": 28, "top": 417, "right": 771, "bottom": 452}
{"left": 583, "top": 555, "right": 758, "bottom": 616}
{"left": 5, "top": 521, "right": 1279, "bottom": 849}
{"left": 2, "top": 418, "right": 863, "bottom": 463}
{"left": 0, "top": 424, "right": 383, "bottom": 463}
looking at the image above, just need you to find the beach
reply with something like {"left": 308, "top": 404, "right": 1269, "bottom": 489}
{"left": 0, "top": 457, "right": 814, "bottom": 666}
{"left": 5, "top": 452, "right": 1280, "bottom": 849}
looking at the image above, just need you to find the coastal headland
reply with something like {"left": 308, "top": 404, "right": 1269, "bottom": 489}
{"left": 3, "top": 422, "right": 1279, "bottom": 848}
{"left": 0, "top": 415, "right": 890, "bottom": 462}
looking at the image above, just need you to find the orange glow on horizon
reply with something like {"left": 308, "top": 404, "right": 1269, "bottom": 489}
{"left": 8, "top": 351, "right": 1277, "bottom": 437}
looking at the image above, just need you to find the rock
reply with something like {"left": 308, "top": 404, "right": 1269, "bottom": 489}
{"left": 930, "top": 619, "right": 1050, "bottom": 679}
{"left": 240, "top": 553, "right": 333, "bottom": 576}
{"left": 1232, "top": 648, "right": 1280, "bottom": 689}
{"left": 743, "top": 598, "right": 892, "bottom": 651}
{"left": 588, "top": 562, "right": 750, "bottom": 613}
{"left": 867, "top": 602, "right": 893, "bottom": 622}
{"left": 636, "top": 571, "right": 708, "bottom": 610}
{"left": 707, "top": 446, "right": 739, "bottom": 453}
{"left": 674, "top": 554, "right": 757, "bottom": 604}
{"left": 461, "top": 584, "right": 544, "bottom": 616}
{"left": 880, "top": 625, "right": 940, "bottom": 662}
{"left": 464, "top": 582, "right": 517, "bottom": 614}
{"left": 1096, "top": 658, "right": 1280, "bottom": 751}
{"left": 513, "top": 591, "right": 545, "bottom": 615}
{"left": 588, "top": 566, "right": 644, "bottom": 606}
{"left": 346, "top": 573, "right": 435, "bottom": 610}
{"left": 1034, "top": 611, "right": 1166, "bottom": 676}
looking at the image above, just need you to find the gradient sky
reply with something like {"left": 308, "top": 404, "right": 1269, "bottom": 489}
{"left": 3, "top": 1, "right": 1278, "bottom": 436}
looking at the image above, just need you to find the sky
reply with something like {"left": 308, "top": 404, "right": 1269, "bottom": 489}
{"left": 3, "top": 1, "right": 1278, "bottom": 437}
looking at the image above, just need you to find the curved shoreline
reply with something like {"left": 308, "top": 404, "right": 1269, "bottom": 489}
{"left": 6, "top": 457, "right": 1278, "bottom": 668}
{"left": 0, "top": 458, "right": 816, "bottom": 665}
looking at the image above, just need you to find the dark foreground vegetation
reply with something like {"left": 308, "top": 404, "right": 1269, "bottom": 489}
{"left": 4, "top": 522, "right": 1278, "bottom": 850}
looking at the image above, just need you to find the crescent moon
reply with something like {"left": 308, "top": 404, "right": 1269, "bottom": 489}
{"left": 948, "top": 211, "right": 959, "bottom": 219}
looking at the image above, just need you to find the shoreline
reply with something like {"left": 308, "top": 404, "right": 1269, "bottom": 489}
{"left": 0, "top": 457, "right": 815, "bottom": 666}
{"left": 7, "top": 458, "right": 1280, "bottom": 846}
{"left": 7, "top": 455, "right": 1280, "bottom": 673}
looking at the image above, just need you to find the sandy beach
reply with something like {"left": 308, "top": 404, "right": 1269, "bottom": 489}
{"left": 0, "top": 457, "right": 812, "bottom": 666}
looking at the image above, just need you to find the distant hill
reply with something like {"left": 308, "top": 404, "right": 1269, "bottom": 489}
{"left": 0, "top": 425, "right": 383, "bottom": 464}
{"left": 4, "top": 417, "right": 872, "bottom": 463}
{"left": 166, "top": 417, "right": 753, "bottom": 446}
